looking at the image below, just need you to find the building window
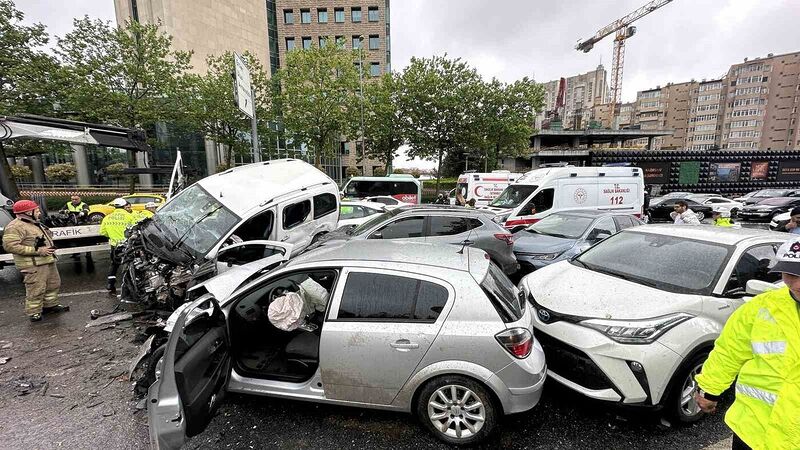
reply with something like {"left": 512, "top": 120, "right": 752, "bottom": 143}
{"left": 302, "top": 37, "right": 312, "bottom": 49}
{"left": 369, "top": 35, "right": 380, "bottom": 50}
{"left": 283, "top": 9, "right": 294, "bottom": 24}
{"left": 352, "top": 35, "right": 362, "bottom": 49}
{"left": 300, "top": 9, "right": 311, "bottom": 23}
{"left": 334, "top": 7, "right": 345, "bottom": 22}
{"left": 370, "top": 62, "right": 380, "bottom": 77}
{"left": 351, "top": 7, "right": 362, "bottom": 22}
{"left": 319, "top": 36, "right": 328, "bottom": 48}
{"left": 335, "top": 35, "right": 345, "bottom": 48}
{"left": 318, "top": 8, "right": 328, "bottom": 23}
{"left": 285, "top": 37, "right": 295, "bottom": 51}
{"left": 368, "top": 6, "right": 379, "bottom": 22}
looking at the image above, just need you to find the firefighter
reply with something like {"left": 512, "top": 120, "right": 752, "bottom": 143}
{"left": 1, "top": 200, "right": 69, "bottom": 322}
{"left": 694, "top": 237, "right": 800, "bottom": 450}
{"left": 99, "top": 198, "right": 135, "bottom": 295}
{"left": 133, "top": 202, "right": 158, "bottom": 222}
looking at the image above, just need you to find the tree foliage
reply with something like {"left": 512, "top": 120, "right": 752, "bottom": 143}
{"left": 362, "top": 72, "right": 404, "bottom": 172}
{"left": 398, "top": 55, "right": 483, "bottom": 193}
{"left": 9, "top": 164, "right": 31, "bottom": 180}
{"left": 185, "top": 52, "right": 273, "bottom": 167}
{"left": 277, "top": 44, "right": 362, "bottom": 167}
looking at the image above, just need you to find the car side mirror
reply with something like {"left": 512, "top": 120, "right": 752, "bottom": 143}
{"left": 745, "top": 279, "right": 780, "bottom": 296}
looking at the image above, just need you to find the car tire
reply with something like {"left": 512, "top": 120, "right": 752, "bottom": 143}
{"left": 415, "top": 375, "right": 499, "bottom": 445}
{"left": 730, "top": 208, "right": 739, "bottom": 218}
{"left": 134, "top": 343, "right": 166, "bottom": 396}
{"left": 695, "top": 212, "right": 705, "bottom": 222}
{"left": 88, "top": 212, "right": 105, "bottom": 224}
{"left": 666, "top": 351, "right": 709, "bottom": 424}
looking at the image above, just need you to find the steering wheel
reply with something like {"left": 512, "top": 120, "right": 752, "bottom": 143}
{"left": 268, "top": 280, "right": 301, "bottom": 303}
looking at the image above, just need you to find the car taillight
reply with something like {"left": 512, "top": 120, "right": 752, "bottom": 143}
{"left": 495, "top": 328, "right": 533, "bottom": 359}
{"left": 494, "top": 233, "right": 514, "bottom": 245}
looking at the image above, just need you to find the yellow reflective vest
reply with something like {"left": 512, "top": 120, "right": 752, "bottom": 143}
{"left": 99, "top": 209, "right": 136, "bottom": 246}
{"left": 696, "top": 287, "right": 800, "bottom": 449}
{"left": 714, "top": 217, "right": 734, "bottom": 227}
{"left": 65, "top": 201, "right": 88, "bottom": 212}
{"left": 132, "top": 209, "right": 154, "bottom": 222}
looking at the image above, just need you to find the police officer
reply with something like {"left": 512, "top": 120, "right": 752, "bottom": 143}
{"left": 63, "top": 195, "right": 89, "bottom": 216}
{"left": 711, "top": 207, "right": 735, "bottom": 227}
{"left": 695, "top": 237, "right": 800, "bottom": 449}
{"left": 2, "top": 200, "right": 69, "bottom": 322}
{"left": 99, "top": 198, "right": 135, "bottom": 295}
{"left": 132, "top": 201, "right": 158, "bottom": 222}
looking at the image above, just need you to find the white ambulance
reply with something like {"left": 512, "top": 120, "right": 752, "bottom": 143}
{"left": 453, "top": 170, "right": 523, "bottom": 206}
{"left": 481, "top": 166, "right": 645, "bottom": 230}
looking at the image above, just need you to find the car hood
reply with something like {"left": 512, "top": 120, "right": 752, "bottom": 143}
{"left": 512, "top": 231, "right": 577, "bottom": 254}
{"left": 521, "top": 261, "right": 701, "bottom": 320}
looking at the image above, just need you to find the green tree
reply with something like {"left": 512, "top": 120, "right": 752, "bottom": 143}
{"left": 45, "top": 163, "right": 77, "bottom": 183}
{"left": 56, "top": 18, "right": 193, "bottom": 188}
{"left": 9, "top": 164, "right": 32, "bottom": 180}
{"left": 472, "top": 78, "right": 544, "bottom": 171}
{"left": 345, "top": 166, "right": 360, "bottom": 178}
{"left": 398, "top": 55, "right": 483, "bottom": 194}
{"left": 0, "top": 0, "right": 63, "bottom": 199}
{"left": 363, "top": 72, "right": 404, "bottom": 173}
{"left": 185, "top": 52, "right": 273, "bottom": 168}
{"left": 276, "top": 43, "right": 362, "bottom": 168}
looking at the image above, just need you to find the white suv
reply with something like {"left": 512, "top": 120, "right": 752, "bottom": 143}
{"left": 520, "top": 225, "right": 786, "bottom": 422}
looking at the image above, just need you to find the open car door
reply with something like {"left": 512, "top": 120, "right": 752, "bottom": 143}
{"left": 214, "top": 240, "right": 294, "bottom": 275}
{"left": 147, "top": 298, "right": 229, "bottom": 449}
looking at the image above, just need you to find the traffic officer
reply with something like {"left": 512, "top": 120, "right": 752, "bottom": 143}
{"left": 711, "top": 207, "right": 735, "bottom": 227}
{"left": 1, "top": 200, "right": 69, "bottom": 322}
{"left": 62, "top": 194, "right": 89, "bottom": 216}
{"left": 132, "top": 201, "right": 158, "bottom": 222}
{"left": 99, "top": 198, "right": 135, "bottom": 295}
{"left": 695, "top": 237, "right": 800, "bottom": 450}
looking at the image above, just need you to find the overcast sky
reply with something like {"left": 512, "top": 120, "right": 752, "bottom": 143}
{"left": 18, "top": 0, "right": 800, "bottom": 169}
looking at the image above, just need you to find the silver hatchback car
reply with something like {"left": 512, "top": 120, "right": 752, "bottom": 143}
{"left": 147, "top": 241, "right": 546, "bottom": 447}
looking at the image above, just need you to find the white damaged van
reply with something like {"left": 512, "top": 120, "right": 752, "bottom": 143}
{"left": 481, "top": 166, "right": 644, "bottom": 230}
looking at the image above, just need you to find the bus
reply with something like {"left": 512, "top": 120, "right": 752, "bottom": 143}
{"left": 341, "top": 175, "right": 422, "bottom": 204}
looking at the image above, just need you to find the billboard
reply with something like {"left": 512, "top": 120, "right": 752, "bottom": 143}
{"left": 709, "top": 162, "right": 741, "bottom": 182}
{"left": 778, "top": 161, "right": 800, "bottom": 181}
{"left": 751, "top": 161, "right": 769, "bottom": 180}
{"left": 678, "top": 161, "right": 701, "bottom": 185}
{"left": 639, "top": 162, "right": 670, "bottom": 184}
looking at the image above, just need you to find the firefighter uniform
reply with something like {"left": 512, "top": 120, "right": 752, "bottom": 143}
{"left": 2, "top": 213, "right": 61, "bottom": 317}
{"left": 99, "top": 207, "right": 136, "bottom": 292}
{"left": 696, "top": 283, "right": 800, "bottom": 446}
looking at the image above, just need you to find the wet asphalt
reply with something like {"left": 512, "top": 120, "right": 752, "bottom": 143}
{"left": 0, "top": 248, "right": 744, "bottom": 449}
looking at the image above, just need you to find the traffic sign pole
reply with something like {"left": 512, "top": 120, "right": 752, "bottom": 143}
{"left": 251, "top": 85, "right": 260, "bottom": 162}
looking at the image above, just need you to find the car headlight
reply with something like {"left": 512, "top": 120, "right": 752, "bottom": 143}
{"left": 579, "top": 313, "right": 693, "bottom": 344}
{"left": 530, "top": 252, "right": 561, "bottom": 261}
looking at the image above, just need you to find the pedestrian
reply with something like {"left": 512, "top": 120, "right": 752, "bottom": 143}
{"left": 455, "top": 189, "right": 466, "bottom": 207}
{"left": 643, "top": 186, "right": 652, "bottom": 223}
{"left": 781, "top": 207, "right": 800, "bottom": 234}
{"left": 133, "top": 202, "right": 158, "bottom": 222}
{"left": 1, "top": 200, "right": 69, "bottom": 322}
{"left": 670, "top": 200, "right": 702, "bottom": 225}
{"left": 99, "top": 198, "right": 136, "bottom": 295}
{"left": 694, "top": 237, "right": 800, "bottom": 450}
{"left": 711, "top": 207, "right": 735, "bottom": 227}
{"left": 466, "top": 198, "right": 476, "bottom": 208}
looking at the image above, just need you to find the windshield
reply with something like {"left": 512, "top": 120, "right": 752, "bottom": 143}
{"left": 755, "top": 190, "right": 787, "bottom": 198}
{"left": 153, "top": 184, "right": 240, "bottom": 258}
{"left": 344, "top": 180, "right": 418, "bottom": 198}
{"left": 489, "top": 185, "right": 537, "bottom": 208}
{"left": 527, "top": 214, "right": 594, "bottom": 239}
{"left": 480, "top": 262, "right": 523, "bottom": 322}
{"left": 575, "top": 231, "right": 731, "bottom": 295}
{"left": 349, "top": 209, "right": 400, "bottom": 236}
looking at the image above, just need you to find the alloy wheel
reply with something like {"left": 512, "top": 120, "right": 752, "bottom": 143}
{"left": 679, "top": 363, "right": 704, "bottom": 417}
{"left": 427, "top": 384, "right": 486, "bottom": 439}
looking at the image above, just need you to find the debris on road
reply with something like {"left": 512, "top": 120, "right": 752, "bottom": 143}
{"left": 0, "top": 340, "right": 12, "bottom": 349}
{"left": 85, "top": 312, "right": 133, "bottom": 328}
{"left": 0, "top": 356, "right": 11, "bottom": 365}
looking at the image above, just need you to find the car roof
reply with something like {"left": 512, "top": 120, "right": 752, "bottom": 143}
{"left": 629, "top": 224, "right": 787, "bottom": 245}
{"left": 547, "top": 209, "right": 636, "bottom": 218}
{"left": 196, "top": 159, "right": 335, "bottom": 215}
{"left": 395, "top": 204, "right": 494, "bottom": 216}
{"left": 341, "top": 200, "right": 386, "bottom": 209}
{"left": 287, "top": 240, "right": 479, "bottom": 272}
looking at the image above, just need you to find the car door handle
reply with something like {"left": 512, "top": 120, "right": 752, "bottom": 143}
{"left": 390, "top": 339, "right": 419, "bottom": 350}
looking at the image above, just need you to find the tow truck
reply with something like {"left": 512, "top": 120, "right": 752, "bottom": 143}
{"left": 0, "top": 114, "right": 151, "bottom": 268}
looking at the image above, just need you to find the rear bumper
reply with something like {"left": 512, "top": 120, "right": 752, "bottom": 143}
{"left": 489, "top": 339, "right": 547, "bottom": 414}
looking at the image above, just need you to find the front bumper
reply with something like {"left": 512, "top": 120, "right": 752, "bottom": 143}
{"left": 489, "top": 338, "right": 547, "bottom": 414}
{"left": 738, "top": 210, "right": 773, "bottom": 221}
{"left": 532, "top": 315, "right": 683, "bottom": 406}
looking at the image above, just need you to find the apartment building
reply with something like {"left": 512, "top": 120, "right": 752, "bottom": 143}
{"left": 539, "top": 65, "right": 609, "bottom": 130}
{"left": 268, "top": 1, "right": 391, "bottom": 178}
{"left": 609, "top": 51, "right": 800, "bottom": 151}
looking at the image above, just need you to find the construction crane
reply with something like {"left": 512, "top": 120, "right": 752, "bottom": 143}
{"left": 576, "top": 0, "right": 674, "bottom": 129}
